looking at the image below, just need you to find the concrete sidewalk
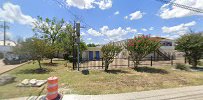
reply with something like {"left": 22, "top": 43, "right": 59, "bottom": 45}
{"left": 0, "top": 60, "right": 27, "bottom": 75}
{"left": 11, "top": 85, "right": 203, "bottom": 100}
{"left": 62, "top": 85, "right": 203, "bottom": 100}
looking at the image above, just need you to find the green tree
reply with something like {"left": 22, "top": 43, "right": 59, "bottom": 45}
{"left": 57, "top": 25, "right": 87, "bottom": 61}
{"left": 176, "top": 33, "right": 203, "bottom": 67}
{"left": 13, "top": 38, "right": 47, "bottom": 69}
{"left": 33, "top": 16, "right": 66, "bottom": 63}
{"left": 56, "top": 25, "right": 73, "bottom": 52}
{"left": 80, "top": 41, "right": 88, "bottom": 53}
{"left": 87, "top": 43, "right": 96, "bottom": 47}
{"left": 101, "top": 43, "right": 122, "bottom": 72}
{"left": 126, "top": 35, "right": 160, "bottom": 69}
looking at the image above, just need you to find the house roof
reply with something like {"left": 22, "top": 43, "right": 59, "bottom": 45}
{"left": 85, "top": 47, "right": 101, "bottom": 51}
{"left": 150, "top": 37, "right": 166, "bottom": 42}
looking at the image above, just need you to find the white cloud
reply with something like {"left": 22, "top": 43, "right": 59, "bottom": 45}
{"left": 132, "top": 33, "right": 144, "bottom": 38}
{"left": 141, "top": 27, "right": 154, "bottom": 31}
{"left": 86, "top": 37, "right": 93, "bottom": 43}
{"left": 141, "top": 28, "right": 148, "bottom": 32}
{"left": 87, "top": 38, "right": 92, "bottom": 41}
{"left": 103, "top": 38, "right": 109, "bottom": 42}
{"left": 65, "top": 0, "right": 112, "bottom": 10}
{"left": 161, "top": 34, "right": 180, "bottom": 40}
{"left": 124, "top": 16, "right": 128, "bottom": 19}
{"left": 137, "top": 33, "right": 144, "bottom": 36}
{"left": 114, "top": 11, "right": 119, "bottom": 15}
{"left": 125, "top": 11, "right": 144, "bottom": 20}
{"left": 0, "top": 32, "right": 12, "bottom": 40}
{"left": 100, "top": 26, "right": 128, "bottom": 41}
{"left": 81, "top": 32, "right": 86, "bottom": 36}
{"left": 159, "top": 0, "right": 203, "bottom": 19}
{"left": 87, "top": 26, "right": 137, "bottom": 41}
{"left": 184, "top": 21, "right": 196, "bottom": 26}
{"left": 0, "top": 2, "right": 35, "bottom": 26}
{"left": 126, "top": 27, "right": 137, "bottom": 33}
{"left": 149, "top": 27, "right": 154, "bottom": 31}
{"left": 95, "top": 0, "right": 112, "bottom": 10}
{"left": 66, "top": 0, "right": 95, "bottom": 9}
{"left": 162, "top": 21, "right": 196, "bottom": 35}
{"left": 87, "top": 28, "right": 103, "bottom": 36}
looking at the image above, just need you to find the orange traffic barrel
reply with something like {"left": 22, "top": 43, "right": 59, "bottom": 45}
{"left": 46, "top": 76, "right": 58, "bottom": 100}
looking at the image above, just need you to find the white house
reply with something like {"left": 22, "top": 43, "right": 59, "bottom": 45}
{"left": 0, "top": 40, "right": 17, "bottom": 55}
{"left": 82, "top": 47, "right": 103, "bottom": 61}
{"left": 82, "top": 37, "right": 176, "bottom": 61}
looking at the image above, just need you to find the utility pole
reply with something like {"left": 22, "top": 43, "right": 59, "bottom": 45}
{"left": 3, "top": 21, "right": 6, "bottom": 46}
{"left": 72, "top": 21, "right": 76, "bottom": 70}
{"left": 76, "top": 22, "right": 80, "bottom": 71}
{"left": 0, "top": 21, "right": 9, "bottom": 46}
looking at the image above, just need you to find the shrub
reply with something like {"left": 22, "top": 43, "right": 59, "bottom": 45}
{"left": 176, "top": 33, "right": 203, "bottom": 67}
{"left": 101, "top": 43, "right": 122, "bottom": 71}
{"left": 67, "top": 56, "right": 73, "bottom": 62}
{"left": 126, "top": 35, "right": 160, "bottom": 68}
{"left": 63, "top": 54, "right": 69, "bottom": 60}
{"left": 175, "top": 63, "right": 190, "bottom": 71}
{"left": 198, "top": 61, "right": 203, "bottom": 66}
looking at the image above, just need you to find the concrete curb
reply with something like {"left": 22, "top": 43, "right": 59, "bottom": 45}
{"left": 5, "top": 85, "right": 203, "bottom": 100}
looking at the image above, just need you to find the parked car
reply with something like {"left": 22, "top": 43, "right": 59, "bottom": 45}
{"left": 3, "top": 52, "right": 29, "bottom": 65}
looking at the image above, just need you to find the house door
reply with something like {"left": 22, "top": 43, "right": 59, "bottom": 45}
{"left": 89, "top": 51, "right": 93, "bottom": 60}
{"left": 96, "top": 51, "right": 100, "bottom": 60}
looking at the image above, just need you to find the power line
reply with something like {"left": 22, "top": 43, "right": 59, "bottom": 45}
{"left": 53, "top": 0, "right": 89, "bottom": 27}
{"left": 156, "top": 0, "right": 203, "bottom": 13}
{"left": 53, "top": 0, "right": 98, "bottom": 31}
{"left": 52, "top": 0, "right": 109, "bottom": 37}
{"left": 53, "top": 0, "right": 98, "bottom": 28}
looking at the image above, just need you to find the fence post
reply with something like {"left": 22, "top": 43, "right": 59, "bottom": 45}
{"left": 151, "top": 56, "right": 153, "bottom": 66}
{"left": 114, "top": 57, "right": 117, "bottom": 68}
{"left": 184, "top": 56, "right": 187, "bottom": 64}
{"left": 102, "top": 58, "right": 104, "bottom": 69}
{"left": 171, "top": 55, "right": 173, "bottom": 66}
{"left": 87, "top": 59, "right": 89, "bottom": 69}
{"left": 128, "top": 56, "right": 130, "bottom": 67}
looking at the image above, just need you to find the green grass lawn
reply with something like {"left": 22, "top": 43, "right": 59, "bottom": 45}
{"left": 1, "top": 59, "right": 203, "bottom": 99}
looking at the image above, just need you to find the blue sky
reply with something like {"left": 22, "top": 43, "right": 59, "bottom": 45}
{"left": 0, "top": 0, "right": 203, "bottom": 44}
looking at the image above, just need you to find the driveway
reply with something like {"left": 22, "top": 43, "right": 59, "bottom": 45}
{"left": 0, "top": 59, "right": 26, "bottom": 75}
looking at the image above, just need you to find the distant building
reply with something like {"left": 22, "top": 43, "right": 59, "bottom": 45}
{"left": 0, "top": 40, "right": 17, "bottom": 54}
{"left": 82, "top": 37, "right": 176, "bottom": 61}
{"left": 0, "top": 40, "right": 16, "bottom": 46}
{"left": 82, "top": 47, "right": 103, "bottom": 60}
